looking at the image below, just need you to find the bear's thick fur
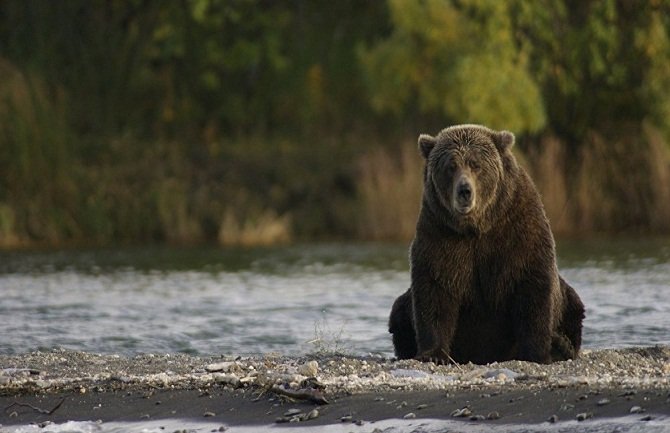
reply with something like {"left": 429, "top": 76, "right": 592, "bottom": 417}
{"left": 389, "top": 124, "right": 584, "bottom": 364}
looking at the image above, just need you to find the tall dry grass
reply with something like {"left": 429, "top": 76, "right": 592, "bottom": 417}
{"left": 526, "top": 125, "right": 670, "bottom": 235}
{"left": 358, "top": 128, "right": 670, "bottom": 241}
{"left": 218, "top": 209, "right": 292, "bottom": 247}
{"left": 155, "top": 178, "right": 203, "bottom": 244}
{"left": 357, "top": 144, "right": 422, "bottom": 241}
{"left": 523, "top": 137, "right": 571, "bottom": 235}
{"left": 641, "top": 125, "right": 670, "bottom": 232}
{"left": 0, "top": 58, "right": 77, "bottom": 247}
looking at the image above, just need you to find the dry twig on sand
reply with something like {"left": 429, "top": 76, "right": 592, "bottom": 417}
{"left": 270, "top": 385, "right": 329, "bottom": 405}
{"left": 4, "top": 397, "right": 66, "bottom": 415}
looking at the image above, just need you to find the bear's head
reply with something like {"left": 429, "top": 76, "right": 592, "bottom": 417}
{"left": 418, "top": 124, "right": 517, "bottom": 234}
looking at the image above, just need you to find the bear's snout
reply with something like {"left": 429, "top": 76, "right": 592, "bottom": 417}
{"left": 458, "top": 181, "right": 472, "bottom": 202}
{"left": 453, "top": 175, "right": 476, "bottom": 214}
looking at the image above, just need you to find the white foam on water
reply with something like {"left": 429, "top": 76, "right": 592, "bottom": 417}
{"left": 2, "top": 416, "right": 670, "bottom": 433}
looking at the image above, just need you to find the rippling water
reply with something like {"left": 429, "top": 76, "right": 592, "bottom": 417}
{"left": 1, "top": 239, "right": 669, "bottom": 356}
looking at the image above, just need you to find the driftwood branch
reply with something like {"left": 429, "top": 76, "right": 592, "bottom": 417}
{"left": 270, "top": 385, "right": 329, "bottom": 405}
{"left": 4, "top": 396, "right": 66, "bottom": 415}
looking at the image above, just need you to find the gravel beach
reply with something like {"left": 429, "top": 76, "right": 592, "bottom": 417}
{"left": 1, "top": 347, "right": 669, "bottom": 430}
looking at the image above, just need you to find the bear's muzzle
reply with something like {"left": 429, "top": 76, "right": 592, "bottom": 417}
{"left": 453, "top": 174, "right": 476, "bottom": 214}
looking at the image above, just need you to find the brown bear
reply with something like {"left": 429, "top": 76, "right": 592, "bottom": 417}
{"left": 389, "top": 124, "right": 584, "bottom": 364}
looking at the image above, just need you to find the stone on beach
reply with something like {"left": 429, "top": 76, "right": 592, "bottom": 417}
{"left": 450, "top": 407, "right": 472, "bottom": 417}
{"left": 576, "top": 412, "right": 593, "bottom": 421}
{"left": 483, "top": 368, "right": 521, "bottom": 380}
{"left": 205, "top": 361, "right": 241, "bottom": 373}
{"left": 214, "top": 373, "right": 240, "bottom": 388}
{"left": 274, "top": 407, "right": 319, "bottom": 423}
{"left": 298, "top": 360, "right": 319, "bottom": 377}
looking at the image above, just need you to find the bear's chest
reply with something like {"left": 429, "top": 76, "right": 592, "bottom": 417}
{"left": 433, "top": 236, "right": 517, "bottom": 305}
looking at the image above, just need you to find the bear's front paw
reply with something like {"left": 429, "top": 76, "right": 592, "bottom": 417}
{"left": 517, "top": 346, "right": 552, "bottom": 364}
{"left": 415, "top": 349, "right": 451, "bottom": 365}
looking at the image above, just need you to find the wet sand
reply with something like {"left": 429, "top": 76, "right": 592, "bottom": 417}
{"left": 2, "top": 386, "right": 670, "bottom": 427}
{"left": 1, "top": 347, "right": 669, "bottom": 428}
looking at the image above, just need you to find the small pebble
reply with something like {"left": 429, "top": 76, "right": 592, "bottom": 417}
{"left": 487, "top": 411, "right": 500, "bottom": 420}
{"left": 214, "top": 373, "right": 240, "bottom": 388}
{"left": 140, "top": 414, "right": 150, "bottom": 419}
{"left": 630, "top": 406, "right": 645, "bottom": 414}
{"left": 355, "top": 419, "right": 365, "bottom": 425}
{"left": 548, "top": 414, "right": 559, "bottom": 423}
{"left": 470, "top": 415, "right": 486, "bottom": 421}
{"left": 416, "top": 404, "right": 428, "bottom": 410}
{"left": 203, "top": 411, "right": 216, "bottom": 417}
{"left": 450, "top": 407, "right": 472, "bottom": 417}
{"left": 374, "top": 396, "right": 385, "bottom": 401}
{"left": 640, "top": 415, "right": 655, "bottom": 421}
{"left": 307, "top": 409, "right": 319, "bottom": 420}
{"left": 205, "top": 362, "right": 238, "bottom": 373}
{"left": 284, "top": 408, "right": 302, "bottom": 416}
{"left": 340, "top": 415, "right": 353, "bottom": 422}
{"left": 403, "top": 412, "right": 416, "bottom": 419}
{"left": 576, "top": 412, "right": 593, "bottom": 421}
{"left": 597, "top": 398, "right": 610, "bottom": 406}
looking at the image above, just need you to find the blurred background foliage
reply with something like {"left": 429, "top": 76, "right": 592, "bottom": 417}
{"left": 1, "top": 0, "right": 669, "bottom": 248}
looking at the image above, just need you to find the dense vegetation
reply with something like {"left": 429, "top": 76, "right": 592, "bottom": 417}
{"left": 1, "top": 0, "right": 669, "bottom": 247}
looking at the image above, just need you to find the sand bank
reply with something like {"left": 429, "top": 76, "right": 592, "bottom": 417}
{"left": 1, "top": 347, "right": 669, "bottom": 429}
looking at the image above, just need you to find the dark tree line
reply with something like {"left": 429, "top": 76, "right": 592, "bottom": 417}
{"left": 1, "top": 0, "right": 669, "bottom": 247}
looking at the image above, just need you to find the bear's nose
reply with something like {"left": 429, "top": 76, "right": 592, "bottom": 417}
{"left": 457, "top": 181, "right": 472, "bottom": 202}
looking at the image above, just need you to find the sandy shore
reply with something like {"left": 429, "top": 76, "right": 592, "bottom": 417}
{"left": 1, "top": 347, "right": 669, "bottom": 429}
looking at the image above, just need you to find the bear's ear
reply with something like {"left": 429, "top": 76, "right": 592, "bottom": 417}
{"left": 494, "top": 130, "right": 515, "bottom": 152}
{"left": 418, "top": 134, "right": 437, "bottom": 159}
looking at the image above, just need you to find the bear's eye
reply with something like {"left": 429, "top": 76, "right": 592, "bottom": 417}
{"left": 447, "top": 160, "right": 458, "bottom": 171}
{"left": 469, "top": 160, "right": 481, "bottom": 171}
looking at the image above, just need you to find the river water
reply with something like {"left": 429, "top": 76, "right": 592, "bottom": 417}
{"left": 1, "top": 239, "right": 669, "bottom": 357}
